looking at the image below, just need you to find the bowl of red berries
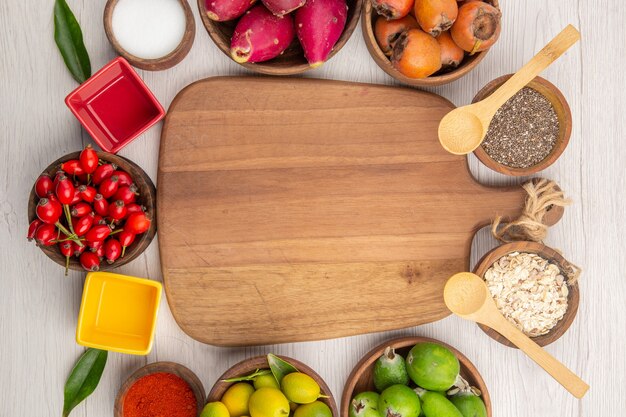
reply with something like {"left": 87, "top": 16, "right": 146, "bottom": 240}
{"left": 27, "top": 146, "right": 156, "bottom": 273}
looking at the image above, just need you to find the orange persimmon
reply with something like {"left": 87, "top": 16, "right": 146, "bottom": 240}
{"left": 391, "top": 28, "right": 442, "bottom": 78}
{"left": 437, "top": 31, "right": 465, "bottom": 68}
{"left": 450, "top": 1, "right": 501, "bottom": 53}
{"left": 414, "top": 0, "right": 458, "bottom": 36}
{"left": 371, "top": 0, "right": 414, "bottom": 20}
{"left": 374, "top": 15, "right": 419, "bottom": 55}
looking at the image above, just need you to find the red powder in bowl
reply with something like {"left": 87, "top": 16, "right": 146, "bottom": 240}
{"left": 123, "top": 372, "right": 197, "bottom": 417}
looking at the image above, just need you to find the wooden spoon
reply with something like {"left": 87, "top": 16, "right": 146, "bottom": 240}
{"left": 443, "top": 272, "right": 589, "bottom": 398}
{"left": 438, "top": 25, "right": 580, "bottom": 155}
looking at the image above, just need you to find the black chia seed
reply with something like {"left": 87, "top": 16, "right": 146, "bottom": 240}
{"left": 481, "top": 87, "right": 559, "bottom": 169}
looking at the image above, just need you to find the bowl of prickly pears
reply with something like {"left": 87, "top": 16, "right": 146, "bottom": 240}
{"left": 203, "top": 354, "right": 338, "bottom": 417}
{"left": 342, "top": 336, "right": 491, "bottom": 417}
{"left": 27, "top": 147, "right": 157, "bottom": 273}
{"left": 197, "top": 0, "right": 362, "bottom": 75}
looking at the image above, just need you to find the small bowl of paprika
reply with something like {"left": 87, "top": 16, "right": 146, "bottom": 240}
{"left": 114, "top": 361, "right": 205, "bottom": 417}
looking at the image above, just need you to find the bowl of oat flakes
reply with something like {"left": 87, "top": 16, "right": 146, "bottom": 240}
{"left": 474, "top": 241, "right": 580, "bottom": 347}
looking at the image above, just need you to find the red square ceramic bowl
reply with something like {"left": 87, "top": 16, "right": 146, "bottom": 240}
{"left": 65, "top": 57, "right": 165, "bottom": 153}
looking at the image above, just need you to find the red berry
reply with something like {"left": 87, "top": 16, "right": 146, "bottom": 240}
{"left": 118, "top": 231, "right": 136, "bottom": 257}
{"left": 35, "top": 174, "right": 53, "bottom": 198}
{"left": 99, "top": 175, "right": 119, "bottom": 199}
{"left": 78, "top": 185, "right": 97, "bottom": 203}
{"left": 72, "top": 241, "right": 86, "bottom": 257}
{"left": 112, "top": 170, "right": 133, "bottom": 187}
{"left": 93, "top": 244, "right": 105, "bottom": 259}
{"left": 93, "top": 214, "right": 105, "bottom": 225}
{"left": 27, "top": 219, "right": 42, "bottom": 241}
{"left": 71, "top": 202, "right": 92, "bottom": 217}
{"left": 79, "top": 252, "right": 100, "bottom": 271}
{"left": 36, "top": 198, "right": 62, "bottom": 224}
{"left": 59, "top": 241, "right": 74, "bottom": 275}
{"left": 108, "top": 200, "right": 127, "bottom": 221}
{"left": 93, "top": 194, "right": 109, "bottom": 216}
{"left": 74, "top": 212, "right": 95, "bottom": 236}
{"left": 70, "top": 188, "right": 82, "bottom": 205}
{"left": 93, "top": 163, "right": 117, "bottom": 185}
{"left": 55, "top": 175, "right": 75, "bottom": 205}
{"left": 123, "top": 212, "right": 151, "bottom": 235}
{"left": 79, "top": 145, "right": 99, "bottom": 174}
{"left": 59, "top": 241, "right": 73, "bottom": 256}
{"left": 113, "top": 184, "right": 138, "bottom": 205}
{"left": 87, "top": 239, "right": 104, "bottom": 251}
{"left": 85, "top": 224, "right": 111, "bottom": 242}
{"left": 53, "top": 170, "right": 65, "bottom": 189}
{"left": 35, "top": 224, "right": 57, "bottom": 246}
{"left": 125, "top": 204, "right": 145, "bottom": 215}
{"left": 60, "top": 159, "right": 85, "bottom": 176}
{"left": 104, "top": 239, "right": 122, "bottom": 264}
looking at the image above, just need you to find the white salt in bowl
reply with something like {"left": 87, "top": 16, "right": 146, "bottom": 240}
{"left": 104, "top": 0, "right": 196, "bottom": 71}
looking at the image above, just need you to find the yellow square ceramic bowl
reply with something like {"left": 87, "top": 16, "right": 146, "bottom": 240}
{"left": 76, "top": 272, "right": 162, "bottom": 355}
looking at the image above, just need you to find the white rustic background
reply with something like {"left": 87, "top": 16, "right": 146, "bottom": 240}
{"left": 1, "top": 0, "right": 623, "bottom": 415}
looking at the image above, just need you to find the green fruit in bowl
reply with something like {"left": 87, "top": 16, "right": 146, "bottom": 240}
{"left": 201, "top": 402, "right": 231, "bottom": 417}
{"left": 281, "top": 372, "right": 321, "bottom": 404}
{"left": 406, "top": 343, "right": 460, "bottom": 391}
{"left": 349, "top": 392, "right": 379, "bottom": 417}
{"left": 378, "top": 385, "right": 421, "bottom": 417}
{"left": 249, "top": 388, "right": 290, "bottom": 417}
{"left": 254, "top": 373, "right": 280, "bottom": 390}
{"left": 373, "top": 347, "right": 409, "bottom": 391}
{"left": 293, "top": 401, "right": 332, "bottom": 417}
{"left": 416, "top": 390, "right": 462, "bottom": 417}
{"left": 449, "top": 394, "right": 487, "bottom": 417}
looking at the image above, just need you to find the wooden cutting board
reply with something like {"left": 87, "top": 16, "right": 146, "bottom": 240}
{"left": 158, "top": 77, "right": 535, "bottom": 346}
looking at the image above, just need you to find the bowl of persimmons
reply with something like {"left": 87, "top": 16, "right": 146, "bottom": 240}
{"left": 362, "top": 0, "right": 501, "bottom": 86}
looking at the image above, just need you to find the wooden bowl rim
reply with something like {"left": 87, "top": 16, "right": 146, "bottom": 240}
{"left": 114, "top": 361, "right": 206, "bottom": 417}
{"left": 196, "top": 0, "right": 363, "bottom": 75}
{"left": 27, "top": 151, "right": 157, "bottom": 272}
{"left": 340, "top": 336, "right": 492, "bottom": 417}
{"left": 473, "top": 241, "right": 580, "bottom": 348}
{"left": 472, "top": 74, "right": 573, "bottom": 176}
{"left": 361, "top": 0, "right": 499, "bottom": 87}
{"left": 206, "top": 355, "right": 338, "bottom": 416}
{"left": 104, "top": 0, "right": 196, "bottom": 71}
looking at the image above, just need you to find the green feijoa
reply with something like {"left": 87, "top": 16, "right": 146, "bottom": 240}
{"left": 378, "top": 385, "right": 421, "bottom": 417}
{"left": 406, "top": 343, "right": 459, "bottom": 391}
{"left": 373, "top": 347, "right": 409, "bottom": 391}
{"left": 416, "top": 390, "right": 462, "bottom": 417}
{"left": 349, "top": 392, "right": 379, "bottom": 417}
{"left": 449, "top": 394, "right": 487, "bottom": 417}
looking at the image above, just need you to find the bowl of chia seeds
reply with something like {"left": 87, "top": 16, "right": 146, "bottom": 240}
{"left": 472, "top": 74, "right": 572, "bottom": 176}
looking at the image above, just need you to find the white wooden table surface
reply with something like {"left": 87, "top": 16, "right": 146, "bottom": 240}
{"left": 1, "top": 0, "right": 623, "bottom": 415}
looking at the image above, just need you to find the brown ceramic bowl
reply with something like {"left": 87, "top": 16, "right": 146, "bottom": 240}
{"left": 28, "top": 151, "right": 157, "bottom": 272}
{"left": 197, "top": 0, "right": 362, "bottom": 75}
{"left": 474, "top": 241, "right": 580, "bottom": 348}
{"left": 114, "top": 361, "right": 206, "bottom": 417}
{"left": 362, "top": 0, "right": 499, "bottom": 87}
{"left": 472, "top": 74, "right": 572, "bottom": 176}
{"left": 341, "top": 336, "right": 491, "bottom": 417}
{"left": 207, "top": 355, "right": 338, "bottom": 415}
{"left": 104, "top": 0, "right": 196, "bottom": 71}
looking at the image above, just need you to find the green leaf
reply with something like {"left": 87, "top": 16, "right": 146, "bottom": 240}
{"left": 63, "top": 348, "right": 108, "bottom": 417}
{"left": 223, "top": 369, "right": 272, "bottom": 383}
{"left": 54, "top": 0, "right": 91, "bottom": 83}
{"left": 267, "top": 354, "right": 298, "bottom": 385}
